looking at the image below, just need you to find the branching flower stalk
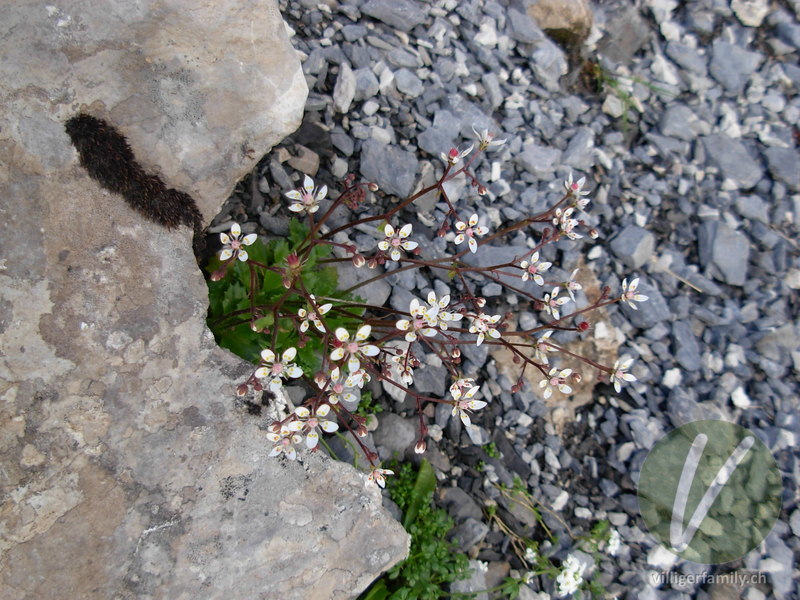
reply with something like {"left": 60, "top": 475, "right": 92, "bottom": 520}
{"left": 207, "top": 126, "right": 648, "bottom": 486}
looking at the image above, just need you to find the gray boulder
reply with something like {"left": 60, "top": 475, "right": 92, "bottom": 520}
{"left": 0, "top": 2, "right": 408, "bottom": 598}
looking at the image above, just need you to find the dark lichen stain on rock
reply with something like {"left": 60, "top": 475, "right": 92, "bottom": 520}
{"left": 220, "top": 474, "right": 252, "bottom": 501}
{"left": 64, "top": 114, "right": 203, "bottom": 231}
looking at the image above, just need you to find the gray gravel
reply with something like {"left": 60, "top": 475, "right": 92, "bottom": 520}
{"left": 213, "top": 1, "right": 800, "bottom": 598}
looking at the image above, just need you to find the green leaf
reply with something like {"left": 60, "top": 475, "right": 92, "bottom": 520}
{"left": 403, "top": 459, "right": 437, "bottom": 529}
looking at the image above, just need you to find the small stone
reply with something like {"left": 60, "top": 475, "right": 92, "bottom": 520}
{"left": 353, "top": 67, "right": 380, "bottom": 101}
{"left": 506, "top": 8, "right": 546, "bottom": 44}
{"left": 731, "top": 0, "right": 770, "bottom": 27}
{"left": 662, "top": 368, "right": 682, "bottom": 389}
{"left": 561, "top": 127, "right": 595, "bottom": 170}
{"left": 527, "top": 0, "right": 593, "bottom": 44}
{"left": 286, "top": 144, "right": 320, "bottom": 176}
{"left": 660, "top": 104, "right": 711, "bottom": 140}
{"left": 698, "top": 222, "right": 751, "bottom": 286}
{"left": 731, "top": 387, "right": 751, "bottom": 409}
{"left": 440, "top": 487, "right": 484, "bottom": 522}
{"left": 598, "top": 4, "right": 650, "bottom": 64}
{"left": 450, "top": 519, "right": 490, "bottom": 552}
{"left": 786, "top": 268, "right": 800, "bottom": 289}
{"left": 359, "top": 139, "right": 418, "bottom": 197}
{"left": 394, "top": 68, "right": 424, "bottom": 97}
{"left": 610, "top": 225, "right": 655, "bottom": 269}
{"left": 514, "top": 143, "right": 562, "bottom": 175}
{"left": 333, "top": 61, "right": 356, "bottom": 113}
{"left": 361, "top": 0, "right": 426, "bottom": 32}
{"left": 603, "top": 94, "right": 625, "bottom": 118}
{"left": 672, "top": 321, "right": 701, "bottom": 372}
{"left": 530, "top": 39, "right": 568, "bottom": 92}
{"left": 763, "top": 147, "right": 800, "bottom": 190}
{"left": 373, "top": 413, "right": 416, "bottom": 460}
{"left": 701, "top": 134, "right": 764, "bottom": 189}
{"left": 709, "top": 40, "right": 763, "bottom": 96}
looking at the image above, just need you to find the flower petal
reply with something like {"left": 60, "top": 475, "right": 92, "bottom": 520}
{"left": 230, "top": 223, "right": 241, "bottom": 237}
{"left": 399, "top": 224, "right": 413, "bottom": 238}
{"left": 219, "top": 248, "right": 233, "bottom": 261}
{"left": 306, "top": 431, "right": 319, "bottom": 448}
{"left": 242, "top": 233, "right": 258, "bottom": 246}
{"left": 237, "top": 249, "right": 249, "bottom": 262}
{"left": 335, "top": 328, "right": 350, "bottom": 342}
{"left": 355, "top": 325, "right": 371, "bottom": 341}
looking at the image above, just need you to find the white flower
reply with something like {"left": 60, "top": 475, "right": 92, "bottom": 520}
{"left": 472, "top": 125, "right": 507, "bottom": 150}
{"left": 539, "top": 367, "right": 573, "bottom": 399}
{"left": 297, "top": 294, "right": 333, "bottom": 333}
{"left": 266, "top": 425, "right": 303, "bottom": 460}
{"left": 397, "top": 291, "right": 463, "bottom": 341}
{"left": 330, "top": 325, "right": 380, "bottom": 372}
{"left": 377, "top": 223, "right": 418, "bottom": 262}
{"left": 565, "top": 269, "right": 582, "bottom": 302}
{"left": 285, "top": 174, "right": 327, "bottom": 215}
{"left": 564, "top": 173, "right": 590, "bottom": 210}
{"left": 440, "top": 143, "right": 474, "bottom": 166}
{"left": 323, "top": 366, "right": 363, "bottom": 405}
{"left": 620, "top": 277, "right": 648, "bottom": 310}
{"left": 607, "top": 529, "right": 621, "bottom": 556}
{"left": 288, "top": 404, "right": 339, "bottom": 449}
{"left": 421, "top": 290, "right": 462, "bottom": 329}
{"left": 534, "top": 330, "right": 557, "bottom": 365}
{"left": 391, "top": 350, "right": 418, "bottom": 385}
{"left": 254, "top": 347, "right": 304, "bottom": 391}
{"left": 396, "top": 297, "right": 438, "bottom": 342}
{"left": 554, "top": 207, "right": 582, "bottom": 240}
{"left": 454, "top": 214, "right": 490, "bottom": 254}
{"left": 519, "top": 251, "right": 552, "bottom": 286}
{"left": 543, "top": 287, "right": 570, "bottom": 320}
{"left": 367, "top": 466, "right": 394, "bottom": 488}
{"left": 610, "top": 356, "right": 637, "bottom": 393}
{"left": 525, "top": 547, "right": 537, "bottom": 563}
{"left": 450, "top": 380, "right": 486, "bottom": 427}
{"left": 219, "top": 223, "right": 257, "bottom": 262}
{"left": 468, "top": 313, "right": 502, "bottom": 346}
{"left": 555, "top": 554, "right": 586, "bottom": 597}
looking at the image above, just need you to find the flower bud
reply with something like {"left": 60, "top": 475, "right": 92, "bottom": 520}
{"left": 589, "top": 228, "right": 599, "bottom": 239}
{"left": 578, "top": 321, "right": 590, "bottom": 332}
{"left": 252, "top": 381, "right": 263, "bottom": 392}
{"left": 357, "top": 424, "right": 369, "bottom": 438}
{"left": 414, "top": 439, "right": 427, "bottom": 454}
{"left": 352, "top": 253, "right": 366, "bottom": 268}
{"left": 451, "top": 348, "right": 461, "bottom": 359}
{"left": 282, "top": 275, "right": 292, "bottom": 289}
{"left": 571, "top": 372, "right": 582, "bottom": 384}
{"left": 367, "top": 258, "right": 378, "bottom": 269}
{"left": 477, "top": 185, "right": 488, "bottom": 196}
{"left": 367, "top": 182, "right": 379, "bottom": 192}
{"left": 475, "top": 297, "right": 486, "bottom": 308}
{"left": 236, "top": 383, "right": 249, "bottom": 397}
{"left": 314, "top": 372, "right": 327, "bottom": 388}
{"left": 210, "top": 268, "right": 227, "bottom": 282}
{"left": 250, "top": 321, "right": 260, "bottom": 332}
{"left": 286, "top": 252, "right": 301, "bottom": 269}
{"left": 268, "top": 421, "right": 281, "bottom": 433}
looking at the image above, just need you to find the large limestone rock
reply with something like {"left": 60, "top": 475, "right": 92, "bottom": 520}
{"left": 0, "top": 2, "right": 408, "bottom": 599}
